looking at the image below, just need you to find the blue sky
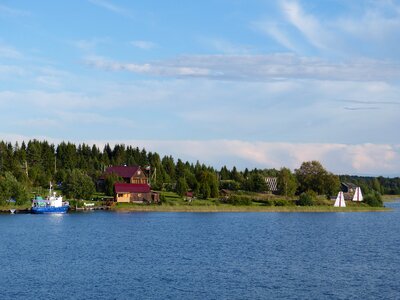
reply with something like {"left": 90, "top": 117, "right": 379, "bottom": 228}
{"left": 1, "top": 0, "right": 400, "bottom": 175}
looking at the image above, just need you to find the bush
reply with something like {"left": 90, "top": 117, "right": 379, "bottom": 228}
{"left": 364, "top": 191, "right": 383, "bottom": 207}
{"left": 229, "top": 195, "right": 252, "bottom": 206}
{"left": 69, "top": 199, "right": 84, "bottom": 208}
{"left": 159, "top": 194, "right": 166, "bottom": 203}
{"left": 274, "top": 199, "right": 288, "bottom": 206}
{"left": 261, "top": 199, "right": 274, "bottom": 206}
{"left": 297, "top": 191, "right": 316, "bottom": 206}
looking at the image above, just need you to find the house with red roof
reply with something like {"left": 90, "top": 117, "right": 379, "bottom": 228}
{"left": 103, "top": 165, "right": 148, "bottom": 184}
{"left": 99, "top": 165, "right": 159, "bottom": 204}
{"left": 114, "top": 183, "right": 159, "bottom": 203}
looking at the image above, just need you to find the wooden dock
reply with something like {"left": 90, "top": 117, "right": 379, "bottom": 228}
{"left": 74, "top": 206, "right": 110, "bottom": 211}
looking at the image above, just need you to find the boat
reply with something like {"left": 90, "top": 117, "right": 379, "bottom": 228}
{"left": 334, "top": 191, "right": 346, "bottom": 207}
{"left": 10, "top": 209, "right": 16, "bottom": 214}
{"left": 352, "top": 187, "right": 363, "bottom": 202}
{"left": 31, "top": 183, "right": 69, "bottom": 214}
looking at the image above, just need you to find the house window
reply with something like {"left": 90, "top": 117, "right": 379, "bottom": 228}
{"left": 118, "top": 194, "right": 124, "bottom": 197}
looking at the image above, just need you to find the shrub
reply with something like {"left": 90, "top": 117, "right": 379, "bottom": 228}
{"left": 364, "top": 191, "right": 383, "bottom": 207}
{"left": 69, "top": 199, "right": 84, "bottom": 208}
{"left": 159, "top": 194, "right": 166, "bottom": 203}
{"left": 229, "top": 195, "right": 252, "bottom": 206}
{"left": 274, "top": 199, "right": 288, "bottom": 206}
{"left": 297, "top": 191, "right": 316, "bottom": 206}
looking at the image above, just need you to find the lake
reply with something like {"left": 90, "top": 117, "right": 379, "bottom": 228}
{"left": 1, "top": 202, "right": 400, "bottom": 299}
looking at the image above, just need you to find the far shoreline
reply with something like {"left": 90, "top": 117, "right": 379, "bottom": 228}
{"left": 109, "top": 204, "right": 392, "bottom": 213}
{"left": 1, "top": 199, "right": 397, "bottom": 214}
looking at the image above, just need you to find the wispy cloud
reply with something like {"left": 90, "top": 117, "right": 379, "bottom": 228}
{"left": 0, "top": 43, "right": 23, "bottom": 59}
{"left": 0, "top": 4, "right": 30, "bottom": 17}
{"left": 253, "top": 21, "right": 298, "bottom": 52}
{"left": 130, "top": 40, "right": 156, "bottom": 50}
{"left": 338, "top": 99, "right": 400, "bottom": 106}
{"left": 0, "top": 65, "right": 26, "bottom": 77}
{"left": 343, "top": 107, "right": 380, "bottom": 111}
{"left": 71, "top": 37, "right": 110, "bottom": 52}
{"left": 281, "top": 0, "right": 330, "bottom": 50}
{"left": 199, "top": 37, "right": 253, "bottom": 54}
{"left": 84, "top": 54, "right": 400, "bottom": 82}
{"left": 88, "top": 0, "right": 132, "bottom": 17}
{"left": 266, "top": 0, "right": 400, "bottom": 59}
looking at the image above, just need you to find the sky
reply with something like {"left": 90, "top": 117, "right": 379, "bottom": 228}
{"left": 1, "top": 0, "right": 400, "bottom": 176}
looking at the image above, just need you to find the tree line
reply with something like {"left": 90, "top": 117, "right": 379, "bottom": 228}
{"left": 0, "top": 140, "right": 398, "bottom": 203}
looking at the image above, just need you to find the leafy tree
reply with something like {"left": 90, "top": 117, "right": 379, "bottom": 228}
{"left": 245, "top": 173, "right": 267, "bottom": 192}
{"left": 104, "top": 172, "right": 124, "bottom": 196}
{"left": 295, "top": 161, "right": 336, "bottom": 195}
{"left": 176, "top": 177, "right": 189, "bottom": 197}
{"left": 372, "top": 178, "right": 383, "bottom": 194}
{"left": 0, "top": 172, "right": 30, "bottom": 205}
{"left": 323, "top": 173, "right": 341, "bottom": 199}
{"left": 220, "top": 180, "right": 241, "bottom": 191}
{"left": 62, "top": 169, "right": 95, "bottom": 200}
{"left": 197, "top": 170, "right": 219, "bottom": 198}
{"left": 199, "top": 182, "right": 211, "bottom": 199}
{"left": 277, "top": 167, "right": 298, "bottom": 197}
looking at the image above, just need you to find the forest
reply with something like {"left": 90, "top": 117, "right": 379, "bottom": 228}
{"left": 0, "top": 139, "right": 399, "bottom": 205}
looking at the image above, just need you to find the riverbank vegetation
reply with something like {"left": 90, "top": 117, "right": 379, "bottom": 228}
{"left": 109, "top": 191, "right": 390, "bottom": 212}
{"left": 0, "top": 140, "right": 398, "bottom": 209}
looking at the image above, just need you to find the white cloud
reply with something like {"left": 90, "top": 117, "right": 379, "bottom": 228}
{"left": 0, "top": 65, "right": 26, "bottom": 77}
{"left": 253, "top": 21, "right": 298, "bottom": 52}
{"left": 130, "top": 40, "right": 156, "bottom": 50}
{"left": 199, "top": 37, "right": 253, "bottom": 54}
{"left": 71, "top": 38, "right": 110, "bottom": 52}
{"left": 281, "top": 0, "right": 330, "bottom": 50}
{"left": 87, "top": 0, "right": 132, "bottom": 17}
{"left": 267, "top": 0, "right": 400, "bottom": 59}
{"left": 84, "top": 54, "right": 400, "bottom": 82}
{"left": 1, "top": 77, "right": 398, "bottom": 144}
{"left": 0, "top": 4, "right": 30, "bottom": 17}
{"left": 0, "top": 43, "right": 23, "bottom": 59}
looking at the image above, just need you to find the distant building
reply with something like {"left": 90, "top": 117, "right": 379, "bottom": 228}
{"left": 114, "top": 183, "right": 159, "bottom": 204}
{"left": 265, "top": 177, "right": 278, "bottom": 193}
{"left": 99, "top": 165, "right": 159, "bottom": 204}
{"left": 341, "top": 182, "right": 358, "bottom": 200}
{"left": 219, "top": 189, "right": 231, "bottom": 202}
{"left": 341, "top": 182, "right": 357, "bottom": 193}
{"left": 102, "top": 165, "right": 148, "bottom": 184}
{"left": 185, "top": 191, "right": 194, "bottom": 202}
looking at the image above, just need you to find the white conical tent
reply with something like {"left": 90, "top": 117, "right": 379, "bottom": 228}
{"left": 334, "top": 191, "right": 346, "bottom": 207}
{"left": 352, "top": 187, "right": 363, "bottom": 202}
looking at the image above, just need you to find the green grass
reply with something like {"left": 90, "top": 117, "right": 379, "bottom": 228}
{"left": 109, "top": 191, "right": 390, "bottom": 212}
{"left": 110, "top": 203, "right": 390, "bottom": 212}
{"left": 0, "top": 203, "right": 31, "bottom": 211}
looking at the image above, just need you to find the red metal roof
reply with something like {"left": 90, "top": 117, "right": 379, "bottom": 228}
{"left": 114, "top": 183, "right": 151, "bottom": 193}
{"left": 105, "top": 166, "right": 141, "bottom": 179}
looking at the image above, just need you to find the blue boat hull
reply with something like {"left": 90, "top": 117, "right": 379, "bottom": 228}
{"left": 31, "top": 206, "right": 69, "bottom": 214}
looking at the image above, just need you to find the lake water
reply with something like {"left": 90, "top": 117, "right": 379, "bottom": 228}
{"left": 1, "top": 202, "right": 400, "bottom": 299}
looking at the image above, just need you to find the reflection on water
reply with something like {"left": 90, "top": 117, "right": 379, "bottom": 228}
{"left": 1, "top": 206, "right": 400, "bottom": 299}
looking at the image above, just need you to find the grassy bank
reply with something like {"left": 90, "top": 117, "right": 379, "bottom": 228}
{"left": 111, "top": 202, "right": 390, "bottom": 213}
{"left": 0, "top": 204, "right": 31, "bottom": 212}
